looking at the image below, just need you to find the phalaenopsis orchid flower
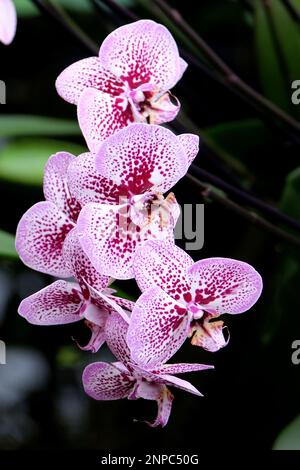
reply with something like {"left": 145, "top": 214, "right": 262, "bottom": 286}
{"left": 73, "top": 123, "right": 199, "bottom": 279}
{"left": 56, "top": 20, "right": 187, "bottom": 152}
{"left": 0, "top": 0, "right": 17, "bottom": 45}
{"left": 18, "top": 227, "right": 134, "bottom": 352}
{"left": 83, "top": 310, "right": 213, "bottom": 427}
{"left": 16, "top": 151, "right": 81, "bottom": 277}
{"left": 126, "top": 240, "right": 262, "bottom": 366}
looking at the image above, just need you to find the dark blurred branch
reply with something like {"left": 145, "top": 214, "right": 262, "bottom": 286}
{"left": 281, "top": 0, "right": 300, "bottom": 25}
{"left": 152, "top": 0, "right": 300, "bottom": 137}
{"left": 31, "top": 0, "right": 98, "bottom": 53}
{"left": 189, "top": 165, "right": 300, "bottom": 233}
{"left": 187, "top": 174, "right": 300, "bottom": 248}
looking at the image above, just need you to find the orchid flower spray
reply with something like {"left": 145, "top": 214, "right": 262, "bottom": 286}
{"left": 56, "top": 19, "right": 187, "bottom": 152}
{"left": 15, "top": 18, "right": 263, "bottom": 428}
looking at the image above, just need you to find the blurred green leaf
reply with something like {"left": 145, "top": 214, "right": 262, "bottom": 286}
{"left": 0, "top": 229, "right": 17, "bottom": 259}
{"left": 281, "top": 166, "right": 300, "bottom": 220}
{"left": 254, "top": 0, "right": 292, "bottom": 113}
{"left": 14, "top": 0, "right": 93, "bottom": 17}
{"left": 204, "top": 118, "right": 271, "bottom": 160}
{"left": 0, "top": 116, "right": 80, "bottom": 138}
{"left": 0, "top": 139, "right": 85, "bottom": 186}
{"left": 255, "top": 0, "right": 300, "bottom": 117}
{"left": 273, "top": 414, "right": 300, "bottom": 449}
{"left": 56, "top": 345, "right": 82, "bottom": 367}
{"left": 15, "top": 0, "right": 135, "bottom": 17}
{"left": 14, "top": 0, "right": 39, "bottom": 17}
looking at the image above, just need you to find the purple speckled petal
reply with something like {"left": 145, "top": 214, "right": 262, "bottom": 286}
{"left": 133, "top": 240, "right": 193, "bottom": 300}
{"left": 95, "top": 123, "right": 188, "bottom": 195}
{"left": 177, "top": 133, "right": 200, "bottom": 166}
{"left": 179, "top": 58, "right": 188, "bottom": 79}
{"left": 43, "top": 152, "right": 81, "bottom": 222}
{"left": 78, "top": 88, "right": 134, "bottom": 153}
{"left": 127, "top": 286, "right": 191, "bottom": 368}
{"left": 16, "top": 201, "right": 74, "bottom": 277}
{"left": 106, "top": 294, "right": 135, "bottom": 313}
{"left": 67, "top": 152, "right": 123, "bottom": 206}
{"left": 82, "top": 361, "right": 133, "bottom": 400}
{"left": 0, "top": 0, "right": 17, "bottom": 45}
{"left": 158, "top": 374, "right": 203, "bottom": 396}
{"left": 77, "top": 201, "right": 177, "bottom": 280}
{"left": 55, "top": 56, "right": 125, "bottom": 105}
{"left": 18, "top": 280, "right": 82, "bottom": 325}
{"left": 105, "top": 310, "right": 131, "bottom": 363}
{"left": 63, "top": 227, "right": 109, "bottom": 292}
{"left": 159, "top": 362, "right": 214, "bottom": 375}
{"left": 99, "top": 20, "right": 183, "bottom": 93}
{"left": 187, "top": 257, "right": 263, "bottom": 314}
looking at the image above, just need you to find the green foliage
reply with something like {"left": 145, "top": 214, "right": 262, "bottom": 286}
{"left": 0, "top": 115, "right": 80, "bottom": 138}
{"left": 0, "top": 138, "right": 85, "bottom": 186}
{"left": 273, "top": 414, "right": 300, "bottom": 449}
{"left": 0, "top": 229, "right": 17, "bottom": 259}
{"left": 281, "top": 166, "right": 300, "bottom": 220}
{"left": 255, "top": 0, "right": 300, "bottom": 117}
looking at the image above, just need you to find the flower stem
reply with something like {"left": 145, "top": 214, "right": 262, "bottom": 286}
{"left": 187, "top": 174, "right": 300, "bottom": 248}
{"left": 152, "top": 0, "right": 300, "bottom": 138}
{"left": 31, "top": 0, "right": 98, "bottom": 54}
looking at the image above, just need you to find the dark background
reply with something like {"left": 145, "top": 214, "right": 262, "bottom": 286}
{"left": 1, "top": 0, "right": 300, "bottom": 451}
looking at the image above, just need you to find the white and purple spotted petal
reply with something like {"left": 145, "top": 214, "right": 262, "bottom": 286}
{"left": 177, "top": 133, "right": 200, "bottom": 166}
{"left": 43, "top": 151, "right": 81, "bottom": 222}
{"left": 127, "top": 286, "right": 191, "bottom": 368}
{"left": 96, "top": 123, "right": 188, "bottom": 195}
{"left": 55, "top": 56, "right": 125, "bottom": 105}
{"left": 77, "top": 202, "right": 135, "bottom": 279}
{"left": 133, "top": 240, "right": 193, "bottom": 299}
{"left": 77, "top": 200, "right": 177, "bottom": 280}
{"left": 105, "top": 310, "right": 131, "bottom": 364}
{"left": 158, "top": 374, "right": 202, "bottom": 396}
{"left": 78, "top": 88, "right": 134, "bottom": 153}
{"left": 187, "top": 257, "right": 263, "bottom": 314}
{"left": 159, "top": 362, "right": 214, "bottom": 375}
{"left": 67, "top": 152, "right": 122, "bottom": 206}
{"left": 16, "top": 201, "right": 74, "bottom": 277}
{"left": 99, "top": 20, "right": 183, "bottom": 93}
{"left": 82, "top": 362, "right": 133, "bottom": 400}
{"left": 63, "top": 228, "right": 109, "bottom": 292}
{"left": 179, "top": 58, "right": 188, "bottom": 80}
{"left": 18, "top": 280, "right": 82, "bottom": 325}
{"left": 0, "top": 0, "right": 17, "bottom": 45}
